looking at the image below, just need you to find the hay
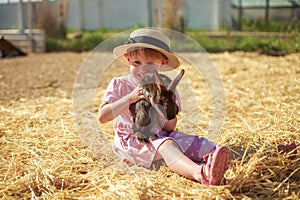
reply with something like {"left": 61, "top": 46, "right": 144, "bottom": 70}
{"left": 0, "top": 52, "right": 299, "bottom": 199}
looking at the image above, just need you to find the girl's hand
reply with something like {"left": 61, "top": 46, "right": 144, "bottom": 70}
{"left": 129, "top": 87, "right": 145, "bottom": 105}
{"left": 156, "top": 109, "right": 177, "bottom": 133}
{"left": 162, "top": 118, "right": 177, "bottom": 133}
{"left": 98, "top": 87, "right": 145, "bottom": 124}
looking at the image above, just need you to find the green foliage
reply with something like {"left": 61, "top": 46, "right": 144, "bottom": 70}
{"left": 191, "top": 34, "right": 300, "bottom": 54}
{"left": 45, "top": 37, "right": 65, "bottom": 52}
{"left": 46, "top": 28, "right": 300, "bottom": 53}
{"left": 46, "top": 32, "right": 104, "bottom": 52}
{"left": 67, "top": 33, "right": 104, "bottom": 52}
{"left": 241, "top": 18, "right": 300, "bottom": 33}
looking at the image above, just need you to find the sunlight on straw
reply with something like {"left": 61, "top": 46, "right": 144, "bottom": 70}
{"left": 0, "top": 52, "right": 299, "bottom": 199}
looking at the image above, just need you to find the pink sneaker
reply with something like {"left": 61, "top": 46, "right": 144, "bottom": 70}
{"left": 198, "top": 146, "right": 231, "bottom": 186}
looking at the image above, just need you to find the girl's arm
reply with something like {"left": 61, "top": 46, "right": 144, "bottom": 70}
{"left": 98, "top": 87, "right": 144, "bottom": 124}
{"left": 157, "top": 113, "right": 177, "bottom": 134}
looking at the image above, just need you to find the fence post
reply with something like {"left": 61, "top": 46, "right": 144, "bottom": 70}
{"left": 28, "top": 0, "right": 33, "bottom": 53}
{"left": 238, "top": 0, "right": 243, "bottom": 30}
{"left": 18, "top": 0, "right": 24, "bottom": 31}
{"left": 265, "top": 0, "right": 270, "bottom": 26}
{"left": 148, "top": 0, "right": 153, "bottom": 27}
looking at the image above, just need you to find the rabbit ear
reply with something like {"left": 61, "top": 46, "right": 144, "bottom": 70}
{"left": 167, "top": 69, "right": 185, "bottom": 92}
{"left": 154, "top": 70, "right": 164, "bottom": 92}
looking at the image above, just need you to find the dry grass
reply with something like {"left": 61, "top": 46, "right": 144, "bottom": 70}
{"left": 0, "top": 52, "right": 299, "bottom": 199}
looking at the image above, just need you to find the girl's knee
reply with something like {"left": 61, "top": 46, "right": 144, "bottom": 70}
{"left": 161, "top": 139, "right": 174, "bottom": 146}
{"left": 158, "top": 139, "right": 179, "bottom": 152}
{"left": 158, "top": 140, "right": 183, "bottom": 158}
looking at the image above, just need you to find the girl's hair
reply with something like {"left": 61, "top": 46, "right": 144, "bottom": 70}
{"left": 126, "top": 48, "right": 168, "bottom": 62}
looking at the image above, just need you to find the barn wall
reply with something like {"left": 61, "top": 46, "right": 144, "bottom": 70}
{"left": 184, "top": 0, "right": 232, "bottom": 30}
{"left": 0, "top": 3, "right": 20, "bottom": 29}
{"left": 66, "top": 0, "right": 231, "bottom": 30}
{"left": 1, "top": 0, "right": 299, "bottom": 31}
{"left": 0, "top": 1, "right": 59, "bottom": 30}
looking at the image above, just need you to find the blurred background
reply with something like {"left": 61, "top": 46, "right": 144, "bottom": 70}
{"left": 0, "top": 0, "right": 299, "bottom": 55}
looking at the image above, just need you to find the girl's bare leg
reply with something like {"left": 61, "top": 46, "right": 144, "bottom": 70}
{"left": 157, "top": 139, "right": 203, "bottom": 182}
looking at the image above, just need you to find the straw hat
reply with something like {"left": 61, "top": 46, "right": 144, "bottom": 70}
{"left": 113, "top": 28, "right": 180, "bottom": 71}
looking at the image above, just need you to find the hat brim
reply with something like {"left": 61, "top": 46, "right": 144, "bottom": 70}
{"left": 113, "top": 43, "right": 180, "bottom": 71}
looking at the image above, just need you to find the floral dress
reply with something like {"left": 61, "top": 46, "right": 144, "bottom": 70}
{"left": 101, "top": 74, "right": 215, "bottom": 169}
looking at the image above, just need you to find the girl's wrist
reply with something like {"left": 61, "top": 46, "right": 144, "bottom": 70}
{"left": 127, "top": 93, "right": 133, "bottom": 105}
{"left": 127, "top": 93, "right": 134, "bottom": 107}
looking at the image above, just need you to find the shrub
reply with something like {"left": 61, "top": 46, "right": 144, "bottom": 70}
{"left": 63, "top": 33, "right": 104, "bottom": 52}
{"left": 45, "top": 37, "right": 64, "bottom": 52}
{"left": 45, "top": 29, "right": 300, "bottom": 53}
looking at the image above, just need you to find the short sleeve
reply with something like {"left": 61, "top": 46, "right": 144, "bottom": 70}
{"left": 102, "top": 77, "right": 124, "bottom": 104}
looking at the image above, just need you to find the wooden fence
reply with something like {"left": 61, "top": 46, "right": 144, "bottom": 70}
{"left": 0, "top": 29, "right": 45, "bottom": 53}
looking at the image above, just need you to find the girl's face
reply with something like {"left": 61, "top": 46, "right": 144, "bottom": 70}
{"left": 125, "top": 50, "right": 168, "bottom": 81}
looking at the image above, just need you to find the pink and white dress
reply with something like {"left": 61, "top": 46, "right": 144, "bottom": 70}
{"left": 101, "top": 74, "right": 215, "bottom": 169}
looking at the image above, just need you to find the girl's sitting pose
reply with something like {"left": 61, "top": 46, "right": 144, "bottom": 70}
{"left": 98, "top": 28, "right": 296, "bottom": 186}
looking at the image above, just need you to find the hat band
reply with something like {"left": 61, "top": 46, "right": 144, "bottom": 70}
{"left": 125, "top": 36, "right": 170, "bottom": 52}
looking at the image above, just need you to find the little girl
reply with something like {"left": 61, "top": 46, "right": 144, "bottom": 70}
{"left": 98, "top": 28, "right": 232, "bottom": 186}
